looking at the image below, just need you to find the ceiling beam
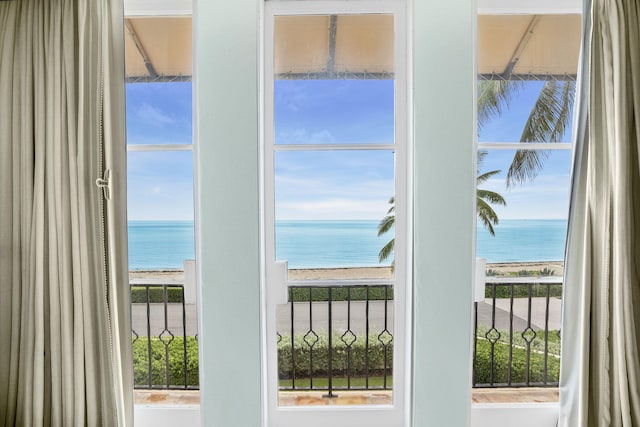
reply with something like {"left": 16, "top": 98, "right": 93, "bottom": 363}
{"left": 501, "top": 15, "right": 540, "bottom": 79}
{"left": 125, "top": 19, "right": 158, "bottom": 79}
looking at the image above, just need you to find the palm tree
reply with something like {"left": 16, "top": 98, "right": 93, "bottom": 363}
{"left": 477, "top": 79, "right": 575, "bottom": 187}
{"left": 476, "top": 151, "right": 506, "bottom": 236}
{"left": 378, "top": 153, "right": 505, "bottom": 263}
{"left": 377, "top": 197, "right": 395, "bottom": 265}
{"left": 378, "top": 78, "right": 573, "bottom": 263}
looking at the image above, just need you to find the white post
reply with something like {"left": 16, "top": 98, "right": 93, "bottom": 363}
{"left": 183, "top": 259, "right": 197, "bottom": 305}
{"left": 271, "top": 260, "right": 289, "bottom": 305}
{"left": 475, "top": 258, "right": 487, "bottom": 302}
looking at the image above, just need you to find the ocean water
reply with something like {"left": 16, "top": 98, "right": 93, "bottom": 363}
{"left": 127, "top": 219, "right": 567, "bottom": 270}
{"left": 276, "top": 220, "right": 393, "bottom": 269}
{"left": 128, "top": 221, "right": 195, "bottom": 270}
{"left": 477, "top": 219, "right": 567, "bottom": 263}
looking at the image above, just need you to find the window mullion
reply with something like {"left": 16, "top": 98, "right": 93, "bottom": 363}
{"left": 273, "top": 143, "right": 396, "bottom": 151}
{"left": 478, "top": 142, "right": 572, "bottom": 150}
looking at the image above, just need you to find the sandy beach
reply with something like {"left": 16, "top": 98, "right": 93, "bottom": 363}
{"left": 129, "top": 261, "right": 564, "bottom": 282}
{"left": 484, "top": 261, "right": 564, "bottom": 277}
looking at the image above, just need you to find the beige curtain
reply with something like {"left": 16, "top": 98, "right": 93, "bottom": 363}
{"left": 559, "top": 0, "right": 640, "bottom": 425}
{"left": 0, "top": 0, "right": 132, "bottom": 425}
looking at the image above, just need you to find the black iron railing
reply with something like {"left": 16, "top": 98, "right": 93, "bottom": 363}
{"left": 131, "top": 283, "right": 198, "bottom": 389}
{"left": 473, "top": 278, "right": 562, "bottom": 388}
{"left": 277, "top": 284, "right": 394, "bottom": 396}
{"left": 129, "top": 278, "right": 562, "bottom": 392}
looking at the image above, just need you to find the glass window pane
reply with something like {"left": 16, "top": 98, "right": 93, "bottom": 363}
{"left": 125, "top": 17, "right": 192, "bottom": 81}
{"left": 274, "top": 14, "right": 395, "bottom": 145}
{"left": 275, "top": 80, "right": 394, "bottom": 145}
{"left": 478, "top": 15, "right": 580, "bottom": 79}
{"left": 477, "top": 14, "right": 580, "bottom": 144}
{"left": 474, "top": 149, "right": 569, "bottom": 389}
{"left": 478, "top": 80, "right": 576, "bottom": 143}
{"left": 125, "top": 16, "right": 198, "bottom": 394}
{"left": 476, "top": 149, "right": 570, "bottom": 274}
{"left": 127, "top": 150, "right": 195, "bottom": 270}
{"left": 271, "top": 11, "right": 403, "bottom": 411}
{"left": 275, "top": 150, "right": 394, "bottom": 280}
{"left": 125, "top": 82, "right": 192, "bottom": 145}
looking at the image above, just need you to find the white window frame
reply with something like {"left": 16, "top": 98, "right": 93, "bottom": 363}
{"left": 122, "top": 9, "right": 200, "bottom": 426}
{"left": 472, "top": 1, "right": 581, "bottom": 426}
{"left": 260, "top": 1, "right": 411, "bottom": 426}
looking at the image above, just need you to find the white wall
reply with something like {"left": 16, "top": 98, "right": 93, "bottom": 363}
{"left": 472, "top": 403, "right": 560, "bottom": 427}
{"left": 132, "top": 403, "right": 560, "bottom": 427}
{"left": 135, "top": 406, "right": 200, "bottom": 427}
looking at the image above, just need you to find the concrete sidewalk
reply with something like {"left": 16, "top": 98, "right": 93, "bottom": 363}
{"left": 130, "top": 297, "right": 562, "bottom": 339}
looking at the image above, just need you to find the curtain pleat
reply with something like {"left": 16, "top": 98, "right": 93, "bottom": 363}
{"left": 559, "top": 0, "right": 640, "bottom": 425}
{"left": 0, "top": 1, "right": 132, "bottom": 426}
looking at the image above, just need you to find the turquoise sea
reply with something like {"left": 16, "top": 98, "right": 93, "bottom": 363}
{"left": 127, "top": 219, "right": 567, "bottom": 270}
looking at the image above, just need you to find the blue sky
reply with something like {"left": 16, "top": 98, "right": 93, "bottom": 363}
{"left": 126, "top": 82, "right": 194, "bottom": 221}
{"left": 125, "top": 79, "right": 573, "bottom": 221}
{"left": 478, "top": 82, "right": 573, "bottom": 220}
{"left": 275, "top": 80, "right": 395, "bottom": 220}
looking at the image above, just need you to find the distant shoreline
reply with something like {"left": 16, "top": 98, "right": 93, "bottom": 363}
{"left": 129, "top": 261, "right": 564, "bottom": 281}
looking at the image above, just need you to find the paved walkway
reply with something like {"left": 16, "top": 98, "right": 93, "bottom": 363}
{"left": 477, "top": 297, "right": 562, "bottom": 332}
{"left": 131, "top": 297, "right": 562, "bottom": 339}
{"left": 131, "top": 303, "right": 198, "bottom": 337}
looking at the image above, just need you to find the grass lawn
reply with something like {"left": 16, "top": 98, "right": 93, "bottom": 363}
{"left": 279, "top": 375, "right": 393, "bottom": 389}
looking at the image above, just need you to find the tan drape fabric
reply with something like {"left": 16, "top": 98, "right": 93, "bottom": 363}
{"left": 559, "top": 0, "right": 640, "bottom": 425}
{"left": 0, "top": 1, "right": 132, "bottom": 425}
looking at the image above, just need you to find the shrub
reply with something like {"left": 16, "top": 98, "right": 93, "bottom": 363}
{"left": 474, "top": 338, "right": 560, "bottom": 385}
{"left": 131, "top": 286, "right": 184, "bottom": 304}
{"left": 133, "top": 336, "right": 199, "bottom": 387}
{"left": 485, "top": 283, "right": 562, "bottom": 299}
{"left": 131, "top": 332, "right": 560, "bottom": 390}
{"left": 277, "top": 333, "right": 393, "bottom": 381}
{"left": 476, "top": 326, "right": 561, "bottom": 356}
{"left": 289, "top": 286, "right": 393, "bottom": 303}
{"left": 540, "top": 268, "right": 555, "bottom": 276}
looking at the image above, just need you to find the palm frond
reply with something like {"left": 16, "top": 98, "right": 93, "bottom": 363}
{"left": 476, "top": 169, "right": 500, "bottom": 185}
{"left": 477, "top": 189, "right": 506, "bottom": 206}
{"left": 476, "top": 150, "right": 505, "bottom": 235}
{"left": 377, "top": 197, "right": 395, "bottom": 236}
{"left": 477, "top": 80, "right": 523, "bottom": 129}
{"left": 520, "top": 81, "right": 575, "bottom": 143}
{"left": 507, "top": 80, "right": 575, "bottom": 187}
{"left": 476, "top": 199, "right": 498, "bottom": 236}
{"left": 377, "top": 214, "right": 395, "bottom": 236}
{"left": 378, "top": 238, "right": 395, "bottom": 263}
{"left": 506, "top": 149, "right": 550, "bottom": 188}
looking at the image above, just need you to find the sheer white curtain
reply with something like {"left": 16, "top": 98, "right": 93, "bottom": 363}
{"left": 0, "top": 0, "right": 132, "bottom": 425}
{"left": 559, "top": 0, "right": 640, "bottom": 425}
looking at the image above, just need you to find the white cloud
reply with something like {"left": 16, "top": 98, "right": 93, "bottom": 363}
{"left": 478, "top": 173, "right": 571, "bottom": 219}
{"left": 275, "top": 82, "right": 313, "bottom": 112}
{"left": 276, "top": 198, "right": 390, "bottom": 220}
{"left": 275, "top": 128, "right": 336, "bottom": 145}
{"left": 136, "top": 103, "right": 175, "bottom": 127}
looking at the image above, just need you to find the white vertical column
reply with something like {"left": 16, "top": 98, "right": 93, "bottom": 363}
{"left": 412, "top": 0, "right": 476, "bottom": 425}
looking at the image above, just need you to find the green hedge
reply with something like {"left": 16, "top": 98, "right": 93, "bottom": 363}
{"left": 133, "top": 337, "right": 198, "bottom": 387}
{"left": 474, "top": 338, "right": 560, "bottom": 385}
{"left": 289, "top": 286, "right": 393, "bottom": 303}
{"left": 130, "top": 286, "right": 184, "bottom": 304}
{"left": 277, "top": 333, "right": 393, "bottom": 380}
{"left": 476, "top": 326, "right": 561, "bottom": 356}
{"left": 485, "top": 283, "right": 563, "bottom": 299}
{"left": 131, "top": 332, "right": 559, "bottom": 389}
